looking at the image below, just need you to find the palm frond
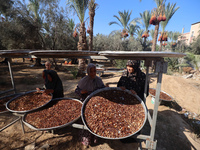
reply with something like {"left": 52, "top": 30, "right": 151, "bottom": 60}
{"left": 140, "top": 10, "right": 151, "bottom": 31}
{"left": 161, "top": 2, "right": 179, "bottom": 31}
{"left": 67, "top": 0, "right": 89, "bottom": 23}
{"left": 108, "top": 21, "right": 122, "bottom": 27}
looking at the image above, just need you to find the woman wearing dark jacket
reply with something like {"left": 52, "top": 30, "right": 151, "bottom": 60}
{"left": 117, "top": 60, "right": 149, "bottom": 101}
{"left": 44, "top": 70, "right": 64, "bottom": 99}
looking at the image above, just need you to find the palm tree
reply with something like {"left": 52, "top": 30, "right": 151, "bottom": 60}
{"left": 67, "top": 0, "right": 89, "bottom": 77}
{"left": 151, "top": 0, "right": 165, "bottom": 52}
{"left": 159, "top": 2, "right": 179, "bottom": 51}
{"left": 149, "top": 29, "right": 155, "bottom": 44}
{"left": 88, "top": 0, "right": 98, "bottom": 51}
{"left": 68, "top": 18, "right": 76, "bottom": 32}
{"left": 168, "top": 31, "right": 181, "bottom": 51}
{"left": 140, "top": 10, "right": 151, "bottom": 46}
{"left": 109, "top": 10, "right": 140, "bottom": 39}
{"left": 27, "top": 0, "right": 43, "bottom": 66}
{"left": 127, "top": 24, "right": 140, "bottom": 37}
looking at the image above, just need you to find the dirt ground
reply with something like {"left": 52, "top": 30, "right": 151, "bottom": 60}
{"left": 0, "top": 58, "right": 200, "bottom": 150}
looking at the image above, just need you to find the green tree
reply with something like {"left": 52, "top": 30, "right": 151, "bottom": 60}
{"left": 140, "top": 10, "right": 151, "bottom": 46}
{"left": 0, "top": 0, "right": 14, "bottom": 20}
{"left": 109, "top": 10, "right": 140, "bottom": 39}
{"left": 191, "top": 35, "right": 200, "bottom": 55}
{"left": 159, "top": 2, "right": 179, "bottom": 51}
{"left": 168, "top": 31, "right": 181, "bottom": 51}
{"left": 151, "top": 0, "right": 165, "bottom": 52}
{"left": 127, "top": 24, "right": 140, "bottom": 37}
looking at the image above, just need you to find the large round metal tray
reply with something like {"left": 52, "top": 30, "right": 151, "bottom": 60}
{"left": 6, "top": 90, "right": 52, "bottom": 114}
{"left": 22, "top": 98, "right": 83, "bottom": 131}
{"left": 81, "top": 87, "right": 147, "bottom": 140}
{"left": 149, "top": 88, "right": 173, "bottom": 101}
{"left": 0, "top": 93, "right": 21, "bottom": 114}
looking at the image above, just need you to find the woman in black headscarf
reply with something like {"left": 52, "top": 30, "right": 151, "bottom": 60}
{"left": 44, "top": 70, "right": 64, "bottom": 99}
{"left": 117, "top": 60, "right": 148, "bottom": 101}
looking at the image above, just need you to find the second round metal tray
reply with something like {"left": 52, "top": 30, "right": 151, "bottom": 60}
{"left": 81, "top": 87, "right": 147, "bottom": 140}
{"left": 22, "top": 98, "right": 83, "bottom": 131}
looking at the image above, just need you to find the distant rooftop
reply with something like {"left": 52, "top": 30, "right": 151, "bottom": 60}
{"left": 191, "top": 21, "right": 200, "bottom": 25}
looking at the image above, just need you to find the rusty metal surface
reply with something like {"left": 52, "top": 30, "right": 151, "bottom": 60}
{"left": 99, "top": 51, "right": 186, "bottom": 59}
{"left": 0, "top": 50, "right": 186, "bottom": 59}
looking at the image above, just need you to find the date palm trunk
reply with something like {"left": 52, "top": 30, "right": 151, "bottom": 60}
{"left": 159, "top": 41, "right": 163, "bottom": 51}
{"left": 152, "top": 23, "right": 159, "bottom": 52}
{"left": 77, "top": 22, "right": 88, "bottom": 77}
{"left": 151, "top": 23, "right": 159, "bottom": 71}
{"left": 89, "top": 9, "right": 95, "bottom": 51}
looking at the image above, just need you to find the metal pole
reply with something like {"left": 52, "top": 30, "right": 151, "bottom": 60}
{"left": 20, "top": 117, "right": 25, "bottom": 134}
{"left": 144, "top": 65, "right": 149, "bottom": 103}
{"left": 7, "top": 60, "right": 16, "bottom": 94}
{"left": 0, "top": 117, "right": 21, "bottom": 132}
{"left": 149, "top": 72, "right": 162, "bottom": 149}
{"left": 71, "top": 123, "right": 88, "bottom": 130}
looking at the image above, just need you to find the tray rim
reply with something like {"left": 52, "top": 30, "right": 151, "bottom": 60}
{"left": 0, "top": 93, "right": 21, "bottom": 114}
{"left": 22, "top": 97, "right": 83, "bottom": 131}
{"left": 6, "top": 90, "right": 53, "bottom": 114}
{"left": 81, "top": 87, "right": 148, "bottom": 140}
{"left": 149, "top": 88, "right": 174, "bottom": 101}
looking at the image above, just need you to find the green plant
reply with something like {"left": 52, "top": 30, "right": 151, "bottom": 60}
{"left": 114, "top": 59, "right": 127, "bottom": 69}
{"left": 165, "top": 57, "right": 179, "bottom": 72}
{"left": 68, "top": 67, "right": 78, "bottom": 79}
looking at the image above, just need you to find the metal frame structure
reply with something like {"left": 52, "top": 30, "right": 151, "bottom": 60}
{"left": 0, "top": 50, "right": 185, "bottom": 150}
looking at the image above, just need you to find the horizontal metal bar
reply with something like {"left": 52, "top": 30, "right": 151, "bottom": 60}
{"left": 0, "top": 89, "right": 15, "bottom": 96}
{"left": 70, "top": 123, "right": 88, "bottom": 130}
{"left": 133, "top": 134, "right": 151, "bottom": 140}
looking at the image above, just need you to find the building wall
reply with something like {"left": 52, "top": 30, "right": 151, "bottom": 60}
{"left": 178, "top": 22, "right": 200, "bottom": 45}
{"left": 188, "top": 22, "right": 200, "bottom": 44}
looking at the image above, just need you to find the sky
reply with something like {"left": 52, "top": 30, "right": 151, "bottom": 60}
{"left": 60, "top": 0, "right": 200, "bottom": 37}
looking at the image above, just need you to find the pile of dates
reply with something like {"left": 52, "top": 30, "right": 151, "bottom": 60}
{"left": 84, "top": 89, "right": 145, "bottom": 138}
{"left": 8, "top": 91, "right": 52, "bottom": 111}
{"left": 25, "top": 99, "right": 82, "bottom": 129}
{"left": 149, "top": 89, "right": 172, "bottom": 101}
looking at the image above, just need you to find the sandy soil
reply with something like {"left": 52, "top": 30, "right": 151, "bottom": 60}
{"left": 0, "top": 59, "right": 200, "bottom": 150}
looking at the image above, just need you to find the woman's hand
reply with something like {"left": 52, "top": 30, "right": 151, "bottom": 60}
{"left": 81, "top": 89, "right": 88, "bottom": 94}
{"left": 130, "top": 90, "right": 137, "bottom": 95}
{"left": 43, "top": 89, "right": 54, "bottom": 95}
{"left": 36, "top": 88, "right": 41, "bottom": 91}
{"left": 119, "top": 86, "right": 126, "bottom": 90}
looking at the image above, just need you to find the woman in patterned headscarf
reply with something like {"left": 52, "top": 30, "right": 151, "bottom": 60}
{"left": 75, "top": 63, "right": 106, "bottom": 146}
{"left": 75, "top": 63, "right": 106, "bottom": 101}
{"left": 117, "top": 60, "right": 148, "bottom": 101}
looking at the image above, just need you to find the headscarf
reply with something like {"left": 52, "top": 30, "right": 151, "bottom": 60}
{"left": 78, "top": 63, "right": 105, "bottom": 92}
{"left": 87, "top": 63, "right": 96, "bottom": 75}
{"left": 118, "top": 60, "right": 147, "bottom": 100}
{"left": 123, "top": 60, "right": 141, "bottom": 76}
{"left": 45, "top": 70, "right": 64, "bottom": 98}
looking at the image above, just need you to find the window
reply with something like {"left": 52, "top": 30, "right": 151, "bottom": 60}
{"left": 191, "top": 31, "right": 194, "bottom": 37}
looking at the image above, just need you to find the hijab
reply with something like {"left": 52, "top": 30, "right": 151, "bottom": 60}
{"left": 123, "top": 60, "right": 142, "bottom": 80}
{"left": 78, "top": 63, "right": 105, "bottom": 92}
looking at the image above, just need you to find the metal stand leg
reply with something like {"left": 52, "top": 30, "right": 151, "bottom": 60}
{"left": 8, "top": 60, "right": 16, "bottom": 94}
{"left": 20, "top": 117, "right": 25, "bottom": 134}
{"left": 0, "top": 117, "right": 21, "bottom": 132}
